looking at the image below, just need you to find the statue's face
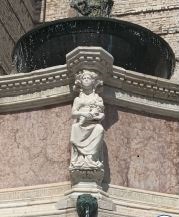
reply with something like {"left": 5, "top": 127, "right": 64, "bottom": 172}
{"left": 81, "top": 74, "right": 93, "bottom": 89}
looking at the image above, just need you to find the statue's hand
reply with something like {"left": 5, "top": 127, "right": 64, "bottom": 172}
{"left": 92, "top": 112, "right": 105, "bottom": 120}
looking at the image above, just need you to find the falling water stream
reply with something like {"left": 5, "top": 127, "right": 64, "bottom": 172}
{"left": 85, "top": 205, "right": 89, "bottom": 217}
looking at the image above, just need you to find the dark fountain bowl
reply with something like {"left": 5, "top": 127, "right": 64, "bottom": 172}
{"left": 12, "top": 17, "right": 175, "bottom": 79}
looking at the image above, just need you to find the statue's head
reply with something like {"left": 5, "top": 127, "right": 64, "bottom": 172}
{"left": 74, "top": 69, "right": 103, "bottom": 92}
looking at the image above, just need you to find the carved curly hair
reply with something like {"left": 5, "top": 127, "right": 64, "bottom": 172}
{"left": 74, "top": 69, "right": 103, "bottom": 92}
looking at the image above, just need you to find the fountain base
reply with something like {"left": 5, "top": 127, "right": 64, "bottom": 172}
{"left": 56, "top": 182, "right": 115, "bottom": 214}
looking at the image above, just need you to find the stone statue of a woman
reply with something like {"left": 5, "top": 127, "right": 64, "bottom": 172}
{"left": 70, "top": 69, "right": 104, "bottom": 170}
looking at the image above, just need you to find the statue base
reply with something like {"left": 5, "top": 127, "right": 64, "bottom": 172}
{"left": 69, "top": 168, "right": 104, "bottom": 186}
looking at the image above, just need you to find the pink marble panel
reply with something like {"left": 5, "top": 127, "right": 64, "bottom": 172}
{"left": 0, "top": 103, "right": 179, "bottom": 194}
{"left": 103, "top": 105, "right": 179, "bottom": 194}
{"left": 0, "top": 104, "right": 72, "bottom": 188}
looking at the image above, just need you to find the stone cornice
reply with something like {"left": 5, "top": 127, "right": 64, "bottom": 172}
{"left": 0, "top": 65, "right": 70, "bottom": 98}
{"left": 0, "top": 182, "right": 178, "bottom": 217}
{"left": 111, "top": 66, "right": 179, "bottom": 102}
{"left": 0, "top": 182, "right": 71, "bottom": 203}
{"left": 103, "top": 86, "right": 179, "bottom": 119}
{"left": 0, "top": 64, "right": 179, "bottom": 118}
{"left": 108, "top": 184, "right": 179, "bottom": 211}
{"left": 0, "top": 65, "right": 178, "bottom": 101}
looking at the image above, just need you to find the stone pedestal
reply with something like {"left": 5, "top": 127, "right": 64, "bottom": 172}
{"left": 69, "top": 169, "right": 104, "bottom": 186}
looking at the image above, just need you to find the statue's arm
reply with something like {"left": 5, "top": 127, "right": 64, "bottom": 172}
{"left": 71, "top": 98, "right": 81, "bottom": 118}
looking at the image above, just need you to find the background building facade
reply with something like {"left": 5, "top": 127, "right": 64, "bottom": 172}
{"left": 0, "top": 0, "right": 178, "bottom": 80}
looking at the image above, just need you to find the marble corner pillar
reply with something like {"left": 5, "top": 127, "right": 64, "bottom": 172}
{"left": 67, "top": 47, "right": 114, "bottom": 187}
{"left": 56, "top": 47, "right": 116, "bottom": 216}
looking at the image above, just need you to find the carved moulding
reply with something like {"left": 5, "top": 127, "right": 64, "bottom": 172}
{"left": 0, "top": 47, "right": 178, "bottom": 120}
{"left": 66, "top": 46, "right": 114, "bottom": 78}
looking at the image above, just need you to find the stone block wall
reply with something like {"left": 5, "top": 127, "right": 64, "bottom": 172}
{"left": 44, "top": 0, "right": 71, "bottom": 21}
{"left": 0, "top": 0, "right": 38, "bottom": 75}
{"left": 112, "top": 0, "right": 179, "bottom": 81}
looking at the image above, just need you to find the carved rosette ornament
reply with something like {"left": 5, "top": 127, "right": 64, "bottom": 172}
{"left": 70, "top": 0, "right": 114, "bottom": 17}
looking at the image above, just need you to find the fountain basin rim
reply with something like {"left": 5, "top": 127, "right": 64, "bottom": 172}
{"left": 12, "top": 16, "right": 175, "bottom": 60}
{"left": 12, "top": 16, "right": 175, "bottom": 79}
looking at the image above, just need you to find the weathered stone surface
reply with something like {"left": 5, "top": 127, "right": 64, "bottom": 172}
{"left": 0, "top": 20, "right": 14, "bottom": 73}
{"left": 45, "top": 0, "right": 71, "bottom": 21}
{"left": 0, "top": 104, "right": 71, "bottom": 188}
{"left": 0, "top": 0, "right": 35, "bottom": 75}
{"left": 103, "top": 104, "right": 179, "bottom": 194}
{"left": 0, "top": 103, "right": 179, "bottom": 194}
